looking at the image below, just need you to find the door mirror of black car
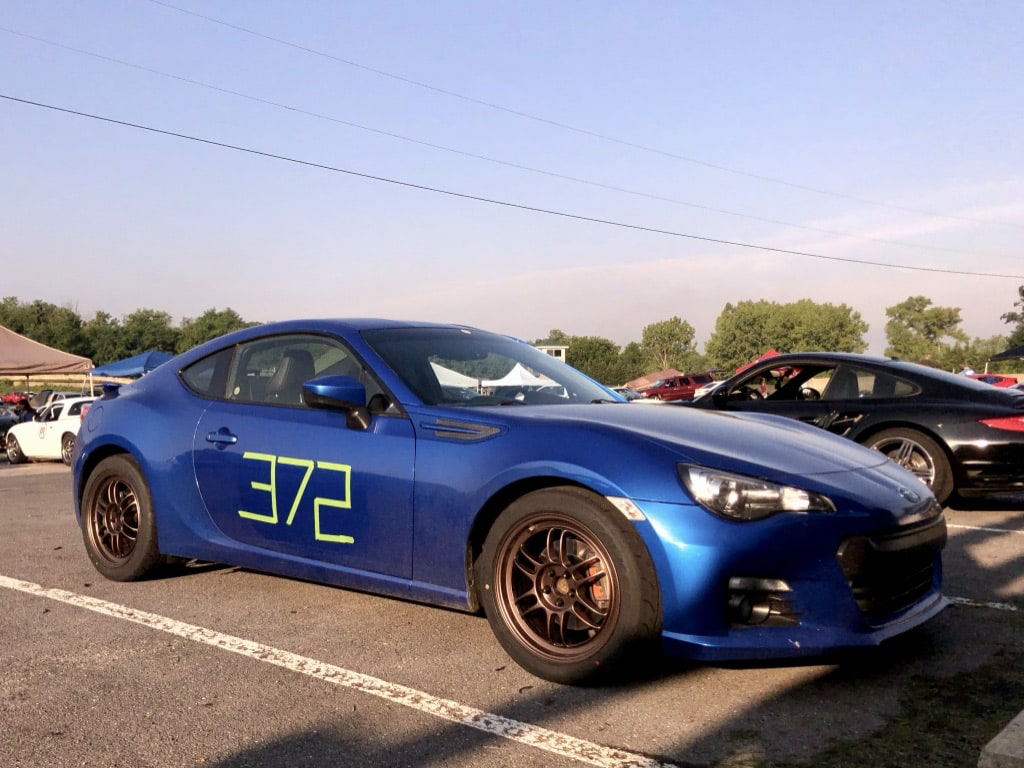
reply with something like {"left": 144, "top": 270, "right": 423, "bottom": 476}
{"left": 303, "top": 375, "right": 372, "bottom": 430}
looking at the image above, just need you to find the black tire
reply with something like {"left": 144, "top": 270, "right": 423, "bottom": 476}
{"left": 6, "top": 434, "right": 25, "bottom": 464}
{"left": 865, "top": 428, "right": 954, "bottom": 505}
{"left": 61, "top": 433, "right": 76, "bottom": 466}
{"left": 81, "top": 455, "right": 163, "bottom": 581}
{"left": 476, "top": 487, "right": 661, "bottom": 685}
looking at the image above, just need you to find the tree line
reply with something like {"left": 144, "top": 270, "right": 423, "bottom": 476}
{"left": 2, "top": 287, "right": 1023, "bottom": 385}
{"left": 537, "top": 288, "right": 1024, "bottom": 384}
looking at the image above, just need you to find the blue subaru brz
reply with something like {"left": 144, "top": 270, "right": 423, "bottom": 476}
{"left": 73, "top": 319, "right": 948, "bottom": 684}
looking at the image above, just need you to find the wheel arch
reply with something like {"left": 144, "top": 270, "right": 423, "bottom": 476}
{"left": 75, "top": 443, "right": 132, "bottom": 517}
{"left": 463, "top": 478, "right": 660, "bottom": 615}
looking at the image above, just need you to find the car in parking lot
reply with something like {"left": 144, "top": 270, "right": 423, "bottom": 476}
{"left": 73, "top": 320, "right": 948, "bottom": 684}
{"left": 0, "top": 404, "right": 18, "bottom": 441}
{"left": 6, "top": 395, "right": 96, "bottom": 465}
{"left": 637, "top": 372, "right": 714, "bottom": 401}
{"left": 969, "top": 373, "right": 1020, "bottom": 387}
{"left": 687, "top": 352, "right": 1024, "bottom": 505}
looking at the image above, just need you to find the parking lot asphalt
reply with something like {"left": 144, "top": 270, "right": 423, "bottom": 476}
{"left": 3, "top": 459, "right": 1023, "bottom": 767}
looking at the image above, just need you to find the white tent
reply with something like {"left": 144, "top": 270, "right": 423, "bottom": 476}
{"left": 483, "top": 363, "right": 556, "bottom": 388}
{"left": 431, "top": 362, "right": 481, "bottom": 389}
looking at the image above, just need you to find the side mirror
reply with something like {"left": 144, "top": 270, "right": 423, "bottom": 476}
{"left": 303, "top": 375, "right": 372, "bottom": 430}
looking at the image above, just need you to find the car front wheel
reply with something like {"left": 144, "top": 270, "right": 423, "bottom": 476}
{"left": 81, "top": 454, "right": 164, "bottom": 581}
{"left": 865, "top": 428, "right": 954, "bottom": 505}
{"left": 6, "top": 434, "right": 25, "bottom": 464}
{"left": 476, "top": 487, "right": 661, "bottom": 684}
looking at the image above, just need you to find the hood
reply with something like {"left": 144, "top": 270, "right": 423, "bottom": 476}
{"left": 501, "top": 402, "right": 893, "bottom": 481}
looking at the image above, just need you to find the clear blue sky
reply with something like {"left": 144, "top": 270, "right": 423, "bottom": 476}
{"left": 3, "top": 0, "right": 1022, "bottom": 354}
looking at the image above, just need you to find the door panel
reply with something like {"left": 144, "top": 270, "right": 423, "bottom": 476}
{"left": 193, "top": 402, "right": 416, "bottom": 578}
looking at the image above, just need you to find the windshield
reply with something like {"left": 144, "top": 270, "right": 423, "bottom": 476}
{"left": 362, "top": 327, "right": 616, "bottom": 406}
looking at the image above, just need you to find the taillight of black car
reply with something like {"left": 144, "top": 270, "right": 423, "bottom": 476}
{"left": 979, "top": 415, "right": 1024, "bottom": 432}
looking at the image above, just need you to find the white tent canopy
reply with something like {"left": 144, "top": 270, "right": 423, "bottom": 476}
{"left": 431, "top": 362, "right": 481, "bottom": 388}
{"left": 483, "top": 363, "right": 556, "bottom": 388}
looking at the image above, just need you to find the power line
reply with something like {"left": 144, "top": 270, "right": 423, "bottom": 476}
{"left": 145, "top": 0, "right": 1022, "bottom": 231}
{"left": 0, "top": 25, "right": 994, "bottom": 259}
{"left": 3, "top": 93, "right": 1021, "bottom": 281}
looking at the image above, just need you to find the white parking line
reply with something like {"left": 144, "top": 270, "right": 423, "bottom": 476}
{"left": 0, "top": 575, "right": 674, "bottom": 768}
{"left": 948, "top": 523, "right": 1024, "bottom": 535}
{"left": 949, "top": 596, "right": 1020, "bottom": 612}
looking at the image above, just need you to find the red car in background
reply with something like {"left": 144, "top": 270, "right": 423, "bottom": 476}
{"left": 638, "top": 372, "right": 715, "bottom": 401}
{"left": 1, "top": 391, "right": 31, "bottom": 404}
{"left": 969, "top": 374, "right": 1020, "bottom": 387}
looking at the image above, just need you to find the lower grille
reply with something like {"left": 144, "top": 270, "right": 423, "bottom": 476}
{"left": 836, "top": 518, "right": 947, "bottom": 619}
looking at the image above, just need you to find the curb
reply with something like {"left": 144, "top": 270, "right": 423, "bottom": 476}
{"left": 980, "top": 710, "right": 1024, "bottom": 767}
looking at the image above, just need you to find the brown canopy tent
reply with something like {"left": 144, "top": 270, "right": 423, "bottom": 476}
{"left": 0, "top": 324, "right": 93, "bottom": 386}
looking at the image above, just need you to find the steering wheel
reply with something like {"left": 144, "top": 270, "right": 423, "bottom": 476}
{"left": 799, "top": 386, "right": 820, "bottom": 401}
{"left": 739, "top": 385, "right": 764, "bottom": 401}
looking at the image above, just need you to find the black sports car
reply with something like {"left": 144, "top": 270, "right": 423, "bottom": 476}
{"left": 687, "top": 352, "right": 1024, "bottom": 505}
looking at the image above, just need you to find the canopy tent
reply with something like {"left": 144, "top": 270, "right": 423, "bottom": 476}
{"left": 92, "top": 350, "right": 174, "bottom": 377}
{"left": 989, "top": 344, "right": 1024, "bottom": 362}
{"left": 483, "top": 363, "right": 556, "bottom": 388}
{"left": 0, "top": 324, "right": 92, "bottom": 380}
{"left": 430, "top": 362, "right": 481, "bottom": 389}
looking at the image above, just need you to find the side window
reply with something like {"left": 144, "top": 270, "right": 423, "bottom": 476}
{"left": 227, "top": 334, "right": 385, "bottom": 408}
{"left": 822, "top": 367, "right": 861, "bottom": 401}
{"left": 865, "top": 371, "right": 917, "bottom": 398}
{"left": 181, "top": 335, "right": 388, "bottom": 408}
{"left": 181, "top": 347, "right": 235, "bottom": 399}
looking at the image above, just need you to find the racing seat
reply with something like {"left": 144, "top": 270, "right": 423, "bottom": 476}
{"left": 264, "top": 349, "right": 315, "bottom": 405}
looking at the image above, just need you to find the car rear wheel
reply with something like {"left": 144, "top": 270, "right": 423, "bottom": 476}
{"left": 6, "top": 434, "right": 25, "bottom": 464}
{"left": 61, "top": 433, "right": 76, "bottom": 465}
{"left": 81, "top": 454, "right": 163, "bottom": 581}
{"left": 476, "top": 487, "right": 661, "bottom": 684}
{"left": 865, "top": 428, "right": 954, "bottom": 505}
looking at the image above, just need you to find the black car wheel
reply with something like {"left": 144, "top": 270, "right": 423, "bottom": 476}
{"left": 81, "top": 455, "right": 163, "bottom": 581}
{"left": 6, "top": 434, "right": 25, "bottom": 464}
{"left": 477, "top": 487, "right": 661, "bottom": 684}
{"left": 866, "top": 428, "right": 954, "bottom": 505}
{"left": 61, "top": 433, "right": 76, "bottom": 465}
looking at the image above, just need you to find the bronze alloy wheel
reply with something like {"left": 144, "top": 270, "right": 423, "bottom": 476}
{"left": 81, "top": 455, "right": 162, "bottom": 581}
{"left": 477, "top": 487, "right": 660, "bottom": 684}
{"left": 87, "top": 473, "right": 142, "bottom": 566}
{"left": 493, "top": 513, "right": 619, "bottom": 660}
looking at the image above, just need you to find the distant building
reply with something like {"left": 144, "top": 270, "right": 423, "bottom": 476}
{"left": 535, "top": 345, "right": 568, "bottom": 363}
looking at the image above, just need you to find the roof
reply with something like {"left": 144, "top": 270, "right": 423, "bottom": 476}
{"left": 0, "top": 324, "right": 92, "bottom": 377}
{"left": 990, "top": 344, "right": 1024, "bottom": 362}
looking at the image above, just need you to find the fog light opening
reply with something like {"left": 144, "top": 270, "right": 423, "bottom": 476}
{"left": 727, "top": 577, "right": 796, "bottom": 627}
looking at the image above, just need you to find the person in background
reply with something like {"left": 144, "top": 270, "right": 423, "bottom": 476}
{"left": 959, "top": 365, "right": 975, "bottom": 376}
{"left": 14, "top": 398, "right": 35, "bottom": 423}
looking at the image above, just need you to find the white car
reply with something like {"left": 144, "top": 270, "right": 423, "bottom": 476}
{"left": 692, "top": 379, "right": 726, "bottom": 399}
{"left": 5, "top": 396, "right": 96, "bottom": 465}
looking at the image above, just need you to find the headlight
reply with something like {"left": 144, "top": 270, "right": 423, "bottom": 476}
{"left": 678, "top": 464, "right": 836, "bottom": 521}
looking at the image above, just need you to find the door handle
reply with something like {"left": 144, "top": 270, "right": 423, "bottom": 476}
{"left": 205, "top": 428, "right": 238, "bottom": 446}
